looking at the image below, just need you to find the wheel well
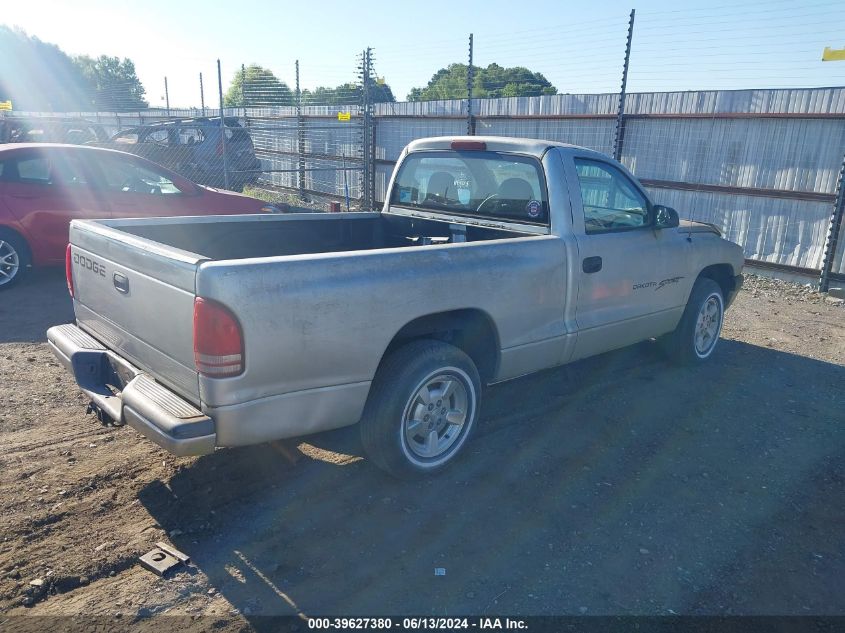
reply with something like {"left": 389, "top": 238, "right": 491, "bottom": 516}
{"left": 383, "top": 309, "right": 500, "bottom": 384}
{"left": 697, "top": 264, "right": 736, "bottom": 299}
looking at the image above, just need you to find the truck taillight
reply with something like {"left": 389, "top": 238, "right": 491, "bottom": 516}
{"left": 193, "top": 298, "right": 244, "bottom": 378}
{"left": 65, "top": 244, "right": 74, "bottom": 298}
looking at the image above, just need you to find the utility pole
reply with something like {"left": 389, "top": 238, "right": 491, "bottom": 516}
{"left": 164, "top": 76, "right": 171, "bottom": 117}
{"left": 199, "top": 72, "right": 205, "bottom": 115}
{"left": 613, "top": 9, "right": 635, "bottom": 161}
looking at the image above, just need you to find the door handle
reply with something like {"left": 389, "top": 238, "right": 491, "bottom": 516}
{"left": 582, "top": 256, "right": 603, "bottom": 274}
{"left": 113, "top": 272, "right": 129, "bottom": 294}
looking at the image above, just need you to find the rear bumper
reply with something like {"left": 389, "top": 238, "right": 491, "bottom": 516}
{"left": 47, "top": 324, "right": 215, "bottom": 456}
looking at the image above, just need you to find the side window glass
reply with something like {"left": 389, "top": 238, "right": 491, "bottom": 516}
{"left": 95, "top": 157, "right": 182, "bottom": 195}
{"left": 64, "top": 127, "right": 97, "bottom": 145}
{"left": 51, "top": 155, "right": 89, "bottom": 186}
{"left": 178, "top": 127, "right": 204, "bottom": 145}
{"left": 574, "top": 159, "right": 648, "bottom": 233}
{"left": 146, "top": 129, "right": 169, "bottom": 145}
{"left": 114, "top": 132, "right": 139, "bottom": 145}
{"left": 17, "top": 158, "right": 52, "bottom": 184}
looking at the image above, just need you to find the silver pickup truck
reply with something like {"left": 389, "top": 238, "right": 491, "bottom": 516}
{"left": 48, "top": 136, "right": 744, "bottom": 477}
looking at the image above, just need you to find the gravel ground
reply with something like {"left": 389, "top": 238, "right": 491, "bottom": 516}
{"left": 0, "top": 269, "right": 843, "bottom": 629}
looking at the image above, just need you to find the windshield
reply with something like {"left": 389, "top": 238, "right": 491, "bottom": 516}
{"left": 390, "top": 150, "right": 549, "bottom": 224}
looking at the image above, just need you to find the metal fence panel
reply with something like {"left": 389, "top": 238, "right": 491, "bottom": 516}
{"left": 376, "top": 117, "right": 466, "bottom": 161}
{"left": 643, "top": 187, "right": 832, "bottom": 270}
{"left": 625, "top": 87, "right": 845, "bottom": 115}
{"left": 622, "top": 118, "right": 845, "bottom": 194}
{"left": 475, "top": 118, "right": 615, "bottom": 154}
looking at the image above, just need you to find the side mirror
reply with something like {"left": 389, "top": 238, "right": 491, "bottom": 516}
{"left": 653, "top": 204, "right": 680, "bottom": 229}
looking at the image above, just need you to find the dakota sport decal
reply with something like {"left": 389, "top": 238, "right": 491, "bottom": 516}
{"left": 633, "top": 276, "right": 684, "bottom": 291}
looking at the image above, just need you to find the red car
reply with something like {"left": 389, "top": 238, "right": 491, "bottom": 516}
{"left": 0, "top": 143, "right": 279, "bottom": 289}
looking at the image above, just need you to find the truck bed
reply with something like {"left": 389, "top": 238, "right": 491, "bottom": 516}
{"left": 67, "top": 211, "right": 554, "bottom": 412}
{"left": 112, "top": 212, "right": 535, "bottom": 260}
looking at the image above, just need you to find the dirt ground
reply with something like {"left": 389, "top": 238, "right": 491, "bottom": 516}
{"left": 0, "top": 269, "right": 843, "bottom": 628}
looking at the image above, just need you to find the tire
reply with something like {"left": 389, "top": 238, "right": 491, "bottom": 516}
{"left": 660, "top": 277, "right": 724, "bottom": 365}
{"left": 360, "top": 339, "right": 482, "bottom": 479}
{"left": 0, "top": 228, "right": 32, "bottom": 291}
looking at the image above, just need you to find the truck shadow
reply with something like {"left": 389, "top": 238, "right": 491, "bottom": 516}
{"left": 138, "top": 339, "right": 845, "bottom": 619}
{"left": 0, "top": 268, "right": 73, "bottom": 343}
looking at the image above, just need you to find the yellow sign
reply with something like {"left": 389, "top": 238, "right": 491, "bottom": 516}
{"left": 337, "top": 111, "right": 351, "bottom": 121}
{"left": 0, "top": 100, "right": 11, "bottom": 111}
{"left": 822, "top": 46, "right": 845, "bottom": 61}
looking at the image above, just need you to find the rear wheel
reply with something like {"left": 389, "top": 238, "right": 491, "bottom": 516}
{"left": 0, "top": 229, "right": 31, "bottom": 291}
{"left": 360, "top": 340, "right": 481, "bottom": 479}
{"left": 660, "top": 278, "right": 724, "bottom": 365}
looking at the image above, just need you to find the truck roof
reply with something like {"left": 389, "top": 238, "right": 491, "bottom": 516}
{"left": 406, "top": 136, "right": 609, "bottom": 160}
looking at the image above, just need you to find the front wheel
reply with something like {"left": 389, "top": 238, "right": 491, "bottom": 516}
{"left": 0, "top": 229, "right": 31, "bottom": 290}
{"left": 660, "top": 278, "right": 725, "bottom": 365}
{"left": 360, "top": 340, "right": 481, "bottom": 479}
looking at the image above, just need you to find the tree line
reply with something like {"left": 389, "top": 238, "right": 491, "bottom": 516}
{"left": 0, "top": 26, "right": 558, "bottom": 112}
{"left": 0, "top": 26, "right": 147, "bottom": 111}
{"left": 224, "top": 63, "right": 556, "bottom": 107}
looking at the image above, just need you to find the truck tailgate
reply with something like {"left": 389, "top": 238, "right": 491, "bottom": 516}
{"left": 68, "top": 219, "right": 205, "bottom": 404}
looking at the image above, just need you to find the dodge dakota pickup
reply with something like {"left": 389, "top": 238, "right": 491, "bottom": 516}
{"left": 48, "top": 136, "right": 744, "bottom": 477}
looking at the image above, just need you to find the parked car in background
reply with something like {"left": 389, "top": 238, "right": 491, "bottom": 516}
{"left": 96, "top": 117, "right": 261, "bottom": 191}
{"left": 0, "top": 143, "right": 280, "bottom": 289}
{"left": 0, "top": 115, "right": 109, "bottom": 145}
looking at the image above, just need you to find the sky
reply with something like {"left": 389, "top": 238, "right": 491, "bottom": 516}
{"left": 3, "top": 0, "right": 845, "bottom": 108}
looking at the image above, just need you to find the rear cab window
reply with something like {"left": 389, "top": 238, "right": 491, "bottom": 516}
{"left": 390, "top": 150, "right": 549, "bottom": 225}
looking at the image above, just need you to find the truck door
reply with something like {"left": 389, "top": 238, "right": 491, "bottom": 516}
{"left": 568, "top": 157, "right": 690, "bottom": 360}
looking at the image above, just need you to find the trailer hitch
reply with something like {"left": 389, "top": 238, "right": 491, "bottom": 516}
{"left": 86, "top": 402, "right": 116, "bottom": 426}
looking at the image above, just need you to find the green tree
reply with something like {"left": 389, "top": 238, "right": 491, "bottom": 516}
{"left": 224, "top": 65, "right": 293, "bottom": 107}
{"left": 301, "top": 79, "right": 395, "bottom": 106}
{"left": 407, "top": 63, "right": 556, "bottom": 101}
{"left": 74, "top": 55, "right": 147, "bottom": 111}
{"left": 0, "top": 26, "right": 90, "bottom": 111}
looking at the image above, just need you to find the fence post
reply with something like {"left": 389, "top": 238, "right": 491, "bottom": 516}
{"left": 613, "top": 9, "right": 635, "bottom": 161}
{"left": 296, "top": 60, "right": 306, "bottom": 200}
{"left": 199, "top": 72, "right": 206, "bottom": 115}
{"left": 240, "top": 64, "right": 246, "bottom": 109}
{"left": 467, "top": 33, "right": 475, "bottom": 136}
{"left": 217, "top": 59, "right": 230, "bottom": 189}
{"left": 164, "top": 76, "right": 171, "bottom": 118}
{"left": 819, "top": 153, "right": 845, "bottom": 291}
{"left": 360, "top": 48, "right": 375, "bottom": 211}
